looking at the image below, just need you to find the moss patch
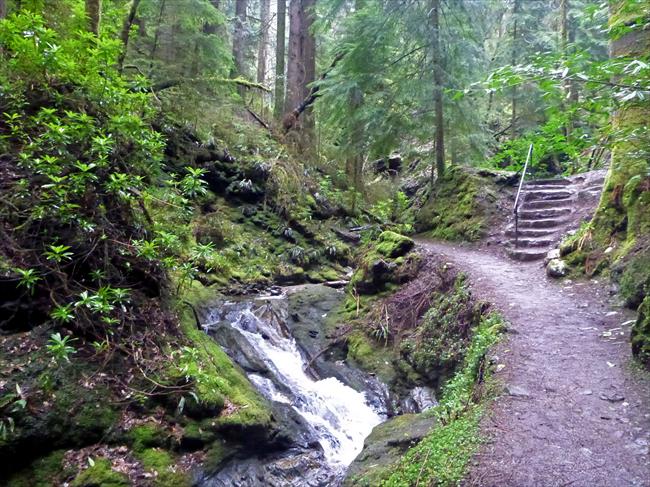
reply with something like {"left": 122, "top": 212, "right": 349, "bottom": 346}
{"left": 71, "top": 458, "right": 129, "bottom": 487}
{"left": 349, "top": 232, "right": 418, "bottom": 294}
{"left": 632, "top": 297, "right": 650, "bottom": 368}
{"left": 175, "top": 282, "right": 271, "bottom": 429}
{"left": 135, "top": 448, "right": 190, "bottom": 487}
{"left": 400, "top": 274, "right": 485, "bottom": 387}
{"left": 415, "top": 166, "right": 503, "bottom": 241}
{"left": 347, "top": 313, "right": 504, "bottom": 486}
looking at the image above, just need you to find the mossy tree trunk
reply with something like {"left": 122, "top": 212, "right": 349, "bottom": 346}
{"left": 592, "top": 1, "right": 650, "bottom": 243}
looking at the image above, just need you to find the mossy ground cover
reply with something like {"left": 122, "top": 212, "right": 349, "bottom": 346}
{"left": 350, "top": 313, "right": 505, "bottom": 486}
{"left": 415, "top": 166, "right": 506, "bottom": 242}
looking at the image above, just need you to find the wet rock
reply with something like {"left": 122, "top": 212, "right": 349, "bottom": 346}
{"left": 344, "top": 414, "right": 436, "bottom": 486}
{"left": 200, "top": 449, "right": 337, "bottom": 487}
{"left": 268, "top": 402, "right": 321, "bottom": 450}
{"left": 546, "top": 258, "right": 567, "bottom": 278}
{"left": 401, "top": 386, "right": 438, "bottom": 413}
{"left": 209, "top": 325, "right": 269, "bottom": 375}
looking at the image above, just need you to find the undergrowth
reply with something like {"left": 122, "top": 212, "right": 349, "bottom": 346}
{"left": 380, "top": 312, "right": 505, "bottom": 486}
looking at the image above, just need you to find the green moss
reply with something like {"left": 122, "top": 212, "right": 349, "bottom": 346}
{"left": 349, "top": 233, "right": 419, "bottom": 295}
{"left": 134, "top": 449, "right": 190, "bottom": 487}
{"left": 619, "top": 252, "right": 650, "bottom": 308}
{"left": 346, "top": 331, "right": 396, "bottom": 385}
{"left": 71, "top": 458, "right": 129, "bottom": 487}
{"left": 632, "top": 297, "right": 650, "bottom": 368}
{"left": 415, "top": 166, "right": 496, "bottom": 241}
{"left": 369, "top": 313, "right": 505, "bottom": 487}
{"left": 375, "top": 231, "right": 415, "bottom": 258}
{"left": 174, "top": 282, "right": 271, "bottom": 429}
{"left": 203, "top": 441, "right": 235, "bottom": 472}
{"left": 130, "top": 423, "right": 168, "bottom": 453}
{"left": 400, "top": 274, "right": 482, "bottom": 383}
{"left": 7, "top": 450, "right": 67, "bottom": 487}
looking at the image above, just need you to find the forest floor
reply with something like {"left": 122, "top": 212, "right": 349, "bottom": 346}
{"left": 416, "top": 238, "right": 650, "bottom": 487}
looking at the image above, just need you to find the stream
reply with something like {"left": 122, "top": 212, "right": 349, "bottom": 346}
{"left": 198, "top": 284, "right": 390, "bottom": 486}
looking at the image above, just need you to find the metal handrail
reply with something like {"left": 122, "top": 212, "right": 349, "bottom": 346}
{"left": 513, "top": 144, "right": 534, "bottom": 247}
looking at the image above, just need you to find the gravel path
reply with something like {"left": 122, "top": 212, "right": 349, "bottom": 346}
{"left": 418, "top": 239, "right": 650, "bottom": 487}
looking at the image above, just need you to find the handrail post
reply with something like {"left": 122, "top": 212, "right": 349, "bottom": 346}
{"left": 513, "top": 144, "right": 534, "bottom": 247}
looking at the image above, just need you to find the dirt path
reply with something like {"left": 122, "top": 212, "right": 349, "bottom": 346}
{"left": 417, "top": 239, "right": 650, "bottom": 487}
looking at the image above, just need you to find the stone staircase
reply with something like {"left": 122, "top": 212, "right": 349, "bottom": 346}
{"left": 505, "top": 171, "right": 606, "bottom": 262}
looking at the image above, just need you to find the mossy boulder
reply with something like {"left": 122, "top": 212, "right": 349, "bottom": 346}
{"left": 375, "top": 231, "right": 415, "bottom": 258}
{"left": 349, "top": 232, "right": 418, "bottom": 294}
{"left": 344, "top": 413, "right": 436, "bottom": 486}
{"left": 632, "top": 297, "right": 650, "bottom": 368}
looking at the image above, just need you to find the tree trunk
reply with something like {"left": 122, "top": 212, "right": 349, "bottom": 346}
{"left": 257, "top": 0, "right": 270, "bottom": 84}
{"left": 117, "top": 0, "right": 141, "bottom": 72}
{"left": 285, "top": 0, "right": 303, "bottom": 114}
{"left": 510, "top": 0, "right": 519, "bottom": 137}
{"left": 274, "top": 0, "right": 287, "bottom": 119}
{"left": 0, "top": 0, "right": 7, "bottom": 19}
{"left": 592, "top": 3, "right": 650, "bottom": 239}
{"left": 232, "top": 0, "right": 248, "bottom": 81}
{"left": 85, "top": 0, "right": 102, "bottom": 35}
{"left": 301, "top": 0, "right": 316, "bottom": 132}
{"left": 431, "top": 0, "right": 445, "bottom": 183}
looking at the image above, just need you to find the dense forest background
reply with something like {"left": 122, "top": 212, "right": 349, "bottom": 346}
{"left": 0, "top": 0, "right": 649, "bottom": 485}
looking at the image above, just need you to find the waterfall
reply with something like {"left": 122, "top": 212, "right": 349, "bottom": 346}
{"left": 205, "top": 296, "right": 383, "bottom": 472}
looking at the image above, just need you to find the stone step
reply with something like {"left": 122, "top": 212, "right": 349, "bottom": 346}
{"left": 524, "top": 189, "right": 573, "bottom": 201}
{"left": 518, "top": 207, "right": 572, "bottom": 219}
{"left": 505, "top": 228, "right": 557, "bottom": 238}
{"left": 524, "top": 178, "right": 572, "bottom": 187}
{"left": 524, "top": 198, "right": 574, "bottom": 209}
{"left": 506, "top": 247, "right": 548, "bottom": 262}
{"left": 508, "top": 236, "right": 556, "bottom": 248}
{"left": 517, "top": 218, "right": 567, "bottom": 229}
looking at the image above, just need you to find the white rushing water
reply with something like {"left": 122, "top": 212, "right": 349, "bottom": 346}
{"left": 214, "top": 300, "right": 382, "bottom": 467}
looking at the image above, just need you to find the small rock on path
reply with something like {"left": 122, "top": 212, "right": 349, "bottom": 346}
{"left": 418, "top": 239, "right": 650, "bottom": 487}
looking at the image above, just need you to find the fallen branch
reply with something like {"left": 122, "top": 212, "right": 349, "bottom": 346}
{"left": 246, "top": 107, "right": 270, "bottom": 130}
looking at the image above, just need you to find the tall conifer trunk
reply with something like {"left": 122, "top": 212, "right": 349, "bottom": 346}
{"left": 232, "top": 0, "right": 248, "bottom": 81}
{"left": 274, "top": 0, "right": 287, "bottom": 119}
{"left": 431, "top": 0, "right": 445, "bottom": 183}
{"left": 257, "top": 0, "right": 270, "bottom": 84}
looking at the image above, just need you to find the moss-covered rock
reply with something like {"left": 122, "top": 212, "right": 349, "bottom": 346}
{"left": 349, "top": 232, "right": 418, "bottom": 294}
{"left": 344, "top": 414, "right": 436, "bottom": 486}
{"left": 375, "top": 231, "right": 415, "bottom": 258}
{"left": 617, "top": 250, "right": 650, "bottom": 309}
{"left": 71, "top": 458, "right": 130, "bottom": 487}
{"left": 415, "top": 166, "right": 507, "bottom": 241}
{"left": 632, "top": 297, "right": 650, "bottom": 368}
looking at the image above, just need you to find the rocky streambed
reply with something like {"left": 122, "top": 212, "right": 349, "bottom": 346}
{"left": 196, "top": 284, "right": 437, "bottom": 486}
